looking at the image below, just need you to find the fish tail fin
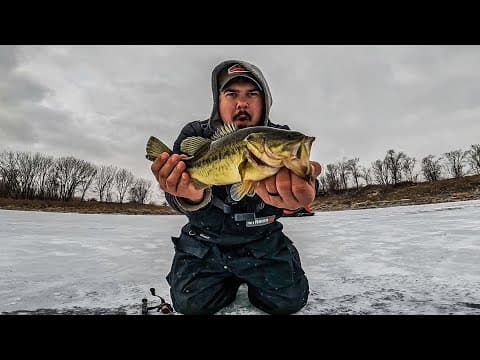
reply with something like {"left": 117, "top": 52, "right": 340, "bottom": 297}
{"left": 145, "top": 136, "right": 173, "bottom": 161}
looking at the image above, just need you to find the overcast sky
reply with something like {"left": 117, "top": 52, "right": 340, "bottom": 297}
{"left": 2, "top": 45, "right": 480, "bottom": 189}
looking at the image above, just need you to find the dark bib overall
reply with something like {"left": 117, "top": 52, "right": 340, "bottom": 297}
{"left": 166, "top": 187, "right": 309, "bottom": 315}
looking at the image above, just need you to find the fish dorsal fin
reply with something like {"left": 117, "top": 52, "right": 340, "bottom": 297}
{"left": 180, "top": 136, "right": 211, "bottom": 156}
{"left": 211, "top": 123, "right": 238, "bottom": 141}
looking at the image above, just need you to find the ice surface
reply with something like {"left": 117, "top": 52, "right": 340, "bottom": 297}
{"left": 1, "top": 199, "right": 480, "bottom": 315}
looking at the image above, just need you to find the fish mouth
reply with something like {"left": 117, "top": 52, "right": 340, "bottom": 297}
{"left": 263, "top": 138, "right": 312, "bottom": 161}
{"left": 298, "top": 136, "right": 315, "bottom": 156}
{"left": 290, "top": 143, "right": 301, "bottom": 158}
{"left": 284, "top": 137, "right": 313, "bottom": 159}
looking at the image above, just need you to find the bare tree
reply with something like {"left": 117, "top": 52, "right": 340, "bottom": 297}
{"left": 465, "top": 144, "right": 480, "bottom": 175}
{"left": 371, "top": 159, "right": 389, "bottom": 185}
{"left": 402, "top": 156, "right": 418, "bottom": 182}
{"left": 16, "top": 152, "right": 37, "bottom": 199}
{"left": 0, "top": 151, "right": 20, "bottom": 197}
{"left": 325, "top": 163, "right": 340, "bottom": 192}
{"left": 318, "top": 174, "right": 328, "bottom": 194}
{"left": 421, "top": 155, "right": 442, "bottom": 182}
{"left": 43, "top": 166, "right": 61, "bottom": 200}
{"left": 384, "top": 149, "right": 406, "bottom": 185}
{"left": 0, "top": 177, "right": 5, "bottom": 196}
{"left": 129, "top": 178, "right": 152, "bottom": 204}
{"left": 0, "top": 152, "right": 59, "bottom": 200}
{"left": 115, "top": 168, "right": 134, "bottom": 203}
{"left": 0, "top": 151, "right": 58, "bottom": 200}
{"left": 0, "top": 151, "right": 146, "bottom": 205}
{"left": 78, "top": 162, "right": 97, "bottom": 201}
{"left": 337, "top": 159, "right": 351, "bottom": 190}
{"left": 94, "top": 165, "right": 117, "bottom": 202}
{"left": 347, "top": 158, "right": 361, "bottom": 190}
{"left": 55, "top": 157, "right": 95, "bottom": 201}
{"left": 35, "top": 155, "right": 55, "bottom": 199}
{"left": 359, "top": 166, "right": 372, "bottom": 186}
{"left": 443, "top": 149, "right": 468, "bottom": 178}
{"left": 55, "top": 157, "right": 74, "bottom": 201}
{"left": 0, "top": 151, "right": 17, "bottom": 197}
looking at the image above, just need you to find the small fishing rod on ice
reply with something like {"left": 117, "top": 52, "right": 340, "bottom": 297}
{"left": 141, "top": 288, "right": 174, "bottom": 315}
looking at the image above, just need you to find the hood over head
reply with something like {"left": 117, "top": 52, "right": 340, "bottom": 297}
{"left": 208, "top": 60, "right": 273, "bottom": 130}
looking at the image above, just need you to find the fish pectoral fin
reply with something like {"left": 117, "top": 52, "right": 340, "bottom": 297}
{"left": 146, "top": 136, "right": 173, "bottom": 161}
{"left": 247, "top": 184, "right": 257, "bottom": 197}
{"left": 230, "top": 181, "right": 256, "bottom": 202}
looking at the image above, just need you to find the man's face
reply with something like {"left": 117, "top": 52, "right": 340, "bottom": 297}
{"left": 218, "top": 79, "right": 263, "bottom": 129}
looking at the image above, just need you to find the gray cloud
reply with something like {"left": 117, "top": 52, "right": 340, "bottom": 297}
{"left": 1, "top": 45, "right": 480, "bottom": 186}
{"left": 1, "top": 46, "right": 66, "bottom": 151}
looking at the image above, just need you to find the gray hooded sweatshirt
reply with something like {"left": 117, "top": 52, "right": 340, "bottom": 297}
{"left": 165, "top": 60, "right": 291, "bottom": 230}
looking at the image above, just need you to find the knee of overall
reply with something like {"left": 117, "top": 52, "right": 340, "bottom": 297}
{"left": 170, "top": 292, "right": 219, "bottom": 315}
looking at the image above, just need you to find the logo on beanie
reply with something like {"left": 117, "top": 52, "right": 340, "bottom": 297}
{"left": 228, "top": 64, "right": 249, "bottom": 74}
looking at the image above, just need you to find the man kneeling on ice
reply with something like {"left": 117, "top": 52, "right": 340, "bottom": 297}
{"left": 150, "top": 60, "right": 322, "bottom": 315}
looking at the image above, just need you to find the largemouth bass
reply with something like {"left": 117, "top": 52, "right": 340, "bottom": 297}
{"left": 146, "top": 123, "right": 315, "bottom": 201}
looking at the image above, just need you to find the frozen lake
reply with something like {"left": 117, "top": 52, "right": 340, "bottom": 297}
{"left": 1, "top": 199, "right": 480, "bottom": 315}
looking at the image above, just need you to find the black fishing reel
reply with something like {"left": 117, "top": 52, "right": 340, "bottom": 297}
{"left": 141, "top": 288, "right": 174, "bottom": 315}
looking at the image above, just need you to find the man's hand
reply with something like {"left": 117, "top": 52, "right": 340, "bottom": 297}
{"left": 255, "top": 161, "right": 322, "bottom": 210}
{"left": 151, "top": 152, "right": 204, "bottom": 203}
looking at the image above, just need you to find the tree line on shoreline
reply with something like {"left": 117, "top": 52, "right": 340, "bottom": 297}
{"left": 0, "top": 150, "right": 153, "bottom": 204}
{"left": 2, "top": 144, "right": 479, "bottom": 203}
{"left": 318, "top": 144, "right": 480, "bottom": 194}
